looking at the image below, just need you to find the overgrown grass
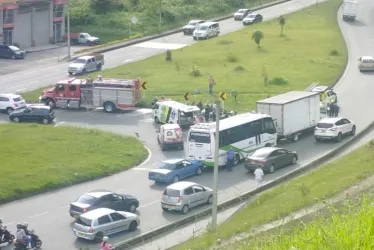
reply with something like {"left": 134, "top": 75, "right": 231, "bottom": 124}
{"left": 69, "top": 0, "right": 276, "bottom": 44}
{"left": 174, "top": 141, "right": 374, "bottom": 249}
{"left": 22, "top": 0, "right": 346, "bottom": 111}
{"left": 0, "top": 124, "right": 147, "bottom": 204}
{"left": 230, "top": 194, "right": 374, "bottom": 249}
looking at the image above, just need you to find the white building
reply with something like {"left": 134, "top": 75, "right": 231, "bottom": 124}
{"left": 0, "top": 0, "right": 66, "bottom": 49}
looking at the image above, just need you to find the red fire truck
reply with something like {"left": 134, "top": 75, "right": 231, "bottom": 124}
{"left": 39, "top": 77, "right": 142, "bottom": 113}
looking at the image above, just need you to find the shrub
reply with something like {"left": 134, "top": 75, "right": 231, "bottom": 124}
{"left": 268, "top": 77, "right": 289, "bottom": 85}
{"left": 330, "top": 48, "right": 340, "bottom": 56}
{"left": 166, "top": 49, "right": 172, "bottom": 61}
{"left": 190, "top": 66, "right": 201, "bottom": 77}
{"left": 226, "top": 53, "right": 238, "bottom": 63}
{"left": 233, "top": 65, "right": 245, "bottom": 72}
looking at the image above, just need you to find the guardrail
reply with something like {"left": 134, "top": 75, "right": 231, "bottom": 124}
{"left": 113, "top": 120, "right": 374, "bottom": 249}
{"left": 67, "top": 0, "right": 291, "bottom": 61}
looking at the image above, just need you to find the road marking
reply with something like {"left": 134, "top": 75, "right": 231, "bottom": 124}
{"left": 132, "top": 41, "right": 188, "bottom": 50}
{"left": 4, "top": 222, "right": 14, "bottom": 226}
{"left": 54, "top": 121, "right": 66, "bottom": 127}
{"left": 139, "top": 200, "right": 159, "bottom": 208}
{"left": 60, "top": 205, "right": 69, "bottom": 209}
{"left": 15, "top": 88, "right": 27, "bottom": 93}
{"left": 132, "top": 167, "right": 152, "bottom": 171}
{"left": 28, "top": 211, "right": 48, "bottom": 219}
{"left": 3, "top": 76, "right": 16, "bottom": 80}
{"left": 136, "top": 145, "right": 152, "bottom": 168}
{"left": 6, "top": 83, "right": 27, "bottom": 90}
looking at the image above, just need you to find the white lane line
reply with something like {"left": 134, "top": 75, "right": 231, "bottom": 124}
{"left": 6, "top": 83, "right": 27, "bottom": 90}
{"left": 28, "top": 212, "right": 48, "bottom": 219}
{"left": 136, "top": 145, "right": 152, "bottom": 168}
{"left": 54, "top": 121, "right": 66, "bottom": 127}
{"left": 139, "top": 200, "right": 160, "bottom": 208}
{"left": 15, "top": 88, "right": 27, "bottom": 93}
{"left": 4, "top": 222, "right": 14, "bottom": 226}
{"left": 132, "top": 167, "right": 152, "bottom": 171}
{"left": 3, "top": 76, "right": 16, "bottom": 80}
{"left": 59, "top": 205, "right": 69, "bottom": 209}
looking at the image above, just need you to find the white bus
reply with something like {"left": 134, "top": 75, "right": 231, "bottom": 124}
{"left": 187, "top": 113, "right": 277, "bottom": 168}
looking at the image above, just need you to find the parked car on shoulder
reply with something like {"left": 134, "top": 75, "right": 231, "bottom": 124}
{"left": 148, "top": 159, "right": 204, "bottom": 183}
{"left": 9, "top": 105, "right": 55, "bottom": 124}
{"left": 234, "top": 9, "right": 252, "bottom": 20}
{"left": 157, "top": 124, "right": 184, "bottom": 151}
{"left": 358, "top": 56, "right": 374, "bottom": 72}
{"left": 243, "top": 13, "right": 263, "bottom": 25}
{"left": 0, "top": 44, "right": 26, "bottom": 59}
{"left": 73, "top": 208, "right": 139, "bottom": 242}
{"left": 244, "top": 147, "right": 298, "bottom": 173}
{"left": 314, "top": 117, "right": 356, "bottom": 142}
{"left": 0, "top": 93, "right": 26, "bottom": 114}
{"left": 182, "top": 20, "right": 205, "bottom": 35}
{"left": 69, "top": 191, "right": 139, "bottom": 218}
{"left": 161, "top": 181, "right": 213, "bottom": 214}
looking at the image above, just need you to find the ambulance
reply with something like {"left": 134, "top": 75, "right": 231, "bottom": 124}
{"left": 152, "top": 100, "right": 201, "bottom": 127}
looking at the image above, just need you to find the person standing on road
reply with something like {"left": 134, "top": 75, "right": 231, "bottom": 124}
{"left": 334, "top": 104, "right": 340, "bottom": 117}
{"left": 254, "top": 166, "right": 264, "bottom": 187}
{"left": 208, "top": 75, "right": 216, "bottom": 95}
{"left": 226, "top": 148, "right": 235, "bottom": 172}
{"left": 100, "top": 236, "right": 113, "bottom": 250}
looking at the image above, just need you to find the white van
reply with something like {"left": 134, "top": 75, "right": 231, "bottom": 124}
{"left": 152, "top": 100, "right": 201, "bottom": 127}
{"left": 193, "top": 22, "right": 220, "bottom": 40}
{"left": 157, "top": 124, "right": 184, "bottom": 150}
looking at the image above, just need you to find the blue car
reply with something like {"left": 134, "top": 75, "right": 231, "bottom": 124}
{"left": 148, "top": 159, "right": 204, "bottom": 183}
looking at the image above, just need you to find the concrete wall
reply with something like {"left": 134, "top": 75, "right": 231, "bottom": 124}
{"left": 14, "top": 7, "right": 32, "bottom": 48}
{"left": 33, "top": 7, "right": 50, "bottom": 46}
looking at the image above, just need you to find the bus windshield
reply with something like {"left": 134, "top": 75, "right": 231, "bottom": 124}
{"left": 189, "top": 132, "right": 211, "bottom": 143}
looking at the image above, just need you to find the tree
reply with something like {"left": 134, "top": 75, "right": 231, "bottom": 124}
{"left": 252, "top": 30, "right": 264, "bottom": 48}
{"left": 279, "top": 15, "right": 286, "bottom": 36}
{"left": 90, "top": 0, "right": 112, "bottom": 13}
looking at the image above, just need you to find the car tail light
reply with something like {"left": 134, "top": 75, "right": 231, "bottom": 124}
{"left": 89, "top": 227, "right": 94, "bottom": 233}
{"left": 178, "top": 196, "right": 183, "bottom": 203}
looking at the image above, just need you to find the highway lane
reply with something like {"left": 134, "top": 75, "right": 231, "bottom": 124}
{"left": 0, "top": 109, "right": 347, "bottom": 250}
{"left": 1, "top": 0, "right": 374, "bottom": 249}
{"left": 0, "top": 0, "right": 322, "bottom": 94}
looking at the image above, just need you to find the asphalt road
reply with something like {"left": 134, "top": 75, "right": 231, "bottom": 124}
{"left": 1, "top": 0, "right": 374, "bottom": 249}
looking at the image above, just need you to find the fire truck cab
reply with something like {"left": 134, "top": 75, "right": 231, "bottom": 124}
{"left": 39, "top": 77, "right": 142, "bottom": 113}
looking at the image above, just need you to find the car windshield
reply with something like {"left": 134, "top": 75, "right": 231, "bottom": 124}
{"left": 163, "top": 188, "right": 180, "bottom": 197}
{"left": 197, "top": 26, "right": 208, "bottom": 31}
{"left": 13, "top": 97, "right": 23, "bottom": 102}
{"left": 76, "top": 217, "right": 92, "bottom": 227}
{"left": 189, "top": 132, "right": 211, "bottom": 143}
{"left": 250, "top": 149, "right": 272, "bottom": 158}
{"left": 159, "top": 162, "right": 176, "bottom": 170}
{"left": 238, "top": 9, "right": 247, "bottom": 13}
{"left": 76, "top": 194, "right": 97, "bottom": 205}
{"left": 9, "top": 46, "right": 20, "bottom": 51}
{"left": 74, "top": 59, "right": 86, "bottom": 64}
{"left": 316, "top": 123, "right": 334, "bottom": 128}
{"left": 247, "top": 14, "right": 256, "bottom": 18}
{"left": 188, "top": 21, "right": 198, "bottom": 25}
{"left": 363, "top": 59, "right": 374, "bottom": 63}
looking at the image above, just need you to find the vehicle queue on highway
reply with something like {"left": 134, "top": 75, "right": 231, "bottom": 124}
{"left": 0, "top": 5, "right": 365, "bottom": 249}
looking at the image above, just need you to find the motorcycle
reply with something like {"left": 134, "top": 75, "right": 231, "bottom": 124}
{"left": 13, "top": 230, "right": 42, "bottom": 250}
{"left": 0, "top": 225, "right": 15, "bottom": 244}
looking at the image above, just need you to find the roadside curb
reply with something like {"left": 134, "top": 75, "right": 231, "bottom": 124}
{"left": 63, "top": 0, "right": 291, "bottom": 62}
{"left": 113, "top": 122, "right": 374, "bottom": 249}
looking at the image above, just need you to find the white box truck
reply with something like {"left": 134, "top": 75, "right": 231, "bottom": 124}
{"left": 256, "top": 91, "right": 322, "bottom": 142}
{"left": 342, "top": 0, "right": 357, "bottom": 21}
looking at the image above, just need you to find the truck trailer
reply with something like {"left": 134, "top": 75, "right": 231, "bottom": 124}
{"left": 342, "top": 0, "right": 358, "bottom": 21}
{"left": 256, "top": 91, "right": 324, "bottom": 142}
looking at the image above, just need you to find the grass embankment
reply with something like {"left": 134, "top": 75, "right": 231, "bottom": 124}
{"left": 232, "top": 195, "right": 374, "bottom": 250}
{"left": 0, "top": 124, "right": 147, "bottom": 204}
{"left": 69, "top": 0, "right": 276, "bottom": 44}
{"left": 23, "top": 0, "right": 346, "bottom": 110}
{"left": 174, "top": 141, "right": 374, "bottom": 250}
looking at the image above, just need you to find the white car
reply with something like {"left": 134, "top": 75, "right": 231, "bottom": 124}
{"left": 234, "top": 9, "right": 252, "bottom": 20}
{"left": 358, "top": 56, "right": 374, "bottom": 72}
{"left": 314, "top": 117, "right": 356, "bottom": 142}
{"left": 0, "top": 93, "right": 26, "bottom": 114}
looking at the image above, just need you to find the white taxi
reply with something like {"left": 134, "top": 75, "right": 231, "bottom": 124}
{"left": 315, "top": 117, "right": 356, "bottom": 142}
{"left": 358, "top": 56, "right": 374, "bottom": 72}
{"left": 157, "top": 124, "right": 184, "bottom": 151}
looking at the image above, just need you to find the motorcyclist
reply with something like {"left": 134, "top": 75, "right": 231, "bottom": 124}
{"left": 15, "top": 223, "right": 27, "bottom": 246}
{"left": 22, "top": 222, "right": 35, "bottom": 248}
{"left": 100, "top": 236, "right": 113, "bottom": 250}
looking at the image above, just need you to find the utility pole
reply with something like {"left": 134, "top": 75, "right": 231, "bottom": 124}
{"left": 67, "top": 0, "right": 71, "bottom": 60}
{"left": 158, "top": 0, "right": 162, "bottom": 32}
{"left": 211, "top": 99, "right": 220, "bottom": 230}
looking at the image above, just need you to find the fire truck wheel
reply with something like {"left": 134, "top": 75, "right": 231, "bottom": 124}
{"left": 103, "top": 102, "right": 115, "bottom": 113}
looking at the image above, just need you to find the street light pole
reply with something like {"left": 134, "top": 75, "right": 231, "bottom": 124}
{"left": 211, "top": 99, "right": 220, "bottom": 230}
{"left": 158, "top": 0, "right": 162, "bottom": 32}
{"left": 66, "top": 0, "right": 71, "bottom": 60}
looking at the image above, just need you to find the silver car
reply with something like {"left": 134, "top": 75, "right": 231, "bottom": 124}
{"left": 73, "top": 208, "right": 140, "bottom": 242}
{"left": 161, "top": 181, "right": 213, "bottom": 214}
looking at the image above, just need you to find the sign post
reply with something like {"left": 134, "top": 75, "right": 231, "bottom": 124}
{"left": 130, "top": 16, "right": 138, "bottom": 37}
{"left": 141, "top": 81, "right": 147, "bottom": 98}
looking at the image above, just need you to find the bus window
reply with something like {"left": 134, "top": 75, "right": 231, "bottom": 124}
{"left": 189, "top": 132, "right": 211, "bottom": 143}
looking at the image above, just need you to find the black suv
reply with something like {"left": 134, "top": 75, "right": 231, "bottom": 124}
{"left": 0, "top": 44, "right": 26, "bottom": 59}
{"left": 9, "top": 105, "right": 55, "bottom": 124}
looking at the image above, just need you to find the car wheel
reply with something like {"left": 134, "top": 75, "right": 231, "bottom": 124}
{"left": 196, "top": 167, "right": 202, "bottom": 176}
{"left": 181, "top": 205, "right": 189, "bottom": 214}
{"left": 233, "top": 154, "right": 240, "bottom": 166}
{"left": 269, "top": 164, "right": 275, "bottom": 173}
{"left": 154, "top": 116, "right": 160, "bottom": 124}
{"left": 69, "top": 72, "right": 73, "bottom": 75}
{"left": 129, "top": 221, "right": 138, "bottom": 232}
{"left": 336, "top": 132, "right": 342, "bottom": 142}
{"left": 207, "top": 195, "right": 213, "bottom": 204}
{"left": 292, "top": 133, "right": 299, "bottom": 142}
{"left": 129, "top": 203, "right": 137, "bottom": 213}
{"left": 12, "top": 117, "right": 20, "bottom": 123}
{"left": 180, "top": 144, "right": 184, "bottom": 150}
{"left": 291, "top": 156, "right": 297, "bottom": 165}
{"left": 82, "top": 68, "right": 87, "bottom": 75}
{"left": 162, "top": 207, "right": 168, "bottom": 211}
{"left": 94, "top": 232, "right": 104, "bottom": 243}
{"left": 6, "top": 107, "right": 14, "bottom": 114}
{"left": 42, "top": 117, "right": 49, "bottom": 124}
{"left": 265, "top": 143, "right": 271, "bottom": 147}
{"left": 315, "top": 137, "right": 321, "bottom": 142}
{"left": 172, "top": 175, "right": 179, "bottom": 183}
{"left": 350, "top": 126, "right": 356, "bottom": 135}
